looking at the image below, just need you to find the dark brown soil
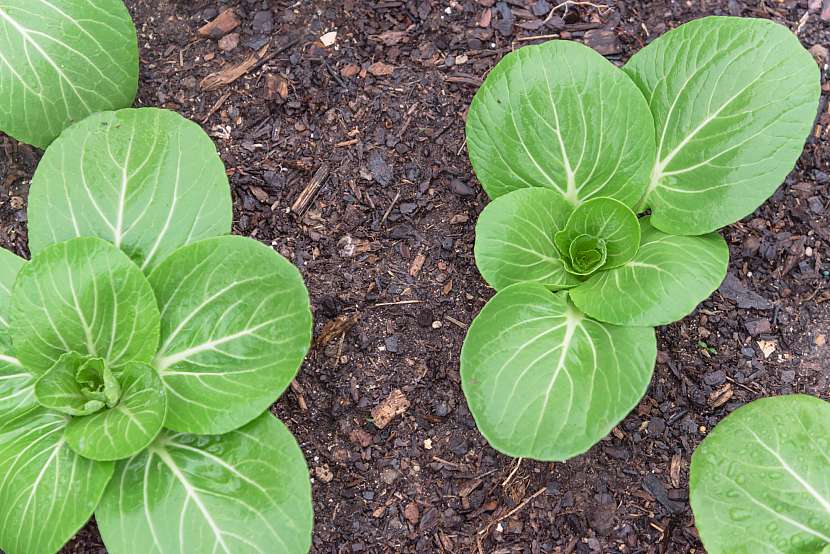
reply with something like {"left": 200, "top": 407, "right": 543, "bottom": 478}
{"left": 1, "top": 0, "right": 828, "bottom": 552}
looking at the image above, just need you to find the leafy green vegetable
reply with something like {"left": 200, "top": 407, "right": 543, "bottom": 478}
{"left": 463, "top": 16, "right": 819, "bottom": 461}
{"left": 460, "top": 283, "right": 655, "bottom": 460}
{"left": 0, "top": 0, "right": 139, "bottom": 149}
{"left": 149, "top": 235, "right": 313, "bottom": 435}
{"left": 27, "top": 108, "right": 232, "bottom": 273}
{"left": 690, "top": 395, "right": 830, "bottom": 553}
{"left": 624, "top": 17, "right": 821, "bottom": 235}
{"left": 466, "top": 39, "right": 656, "bottom": 206}
{"left": 96, "top": 412, "right": 314, "bottom": 554}
{"left": 0, "top": 117, "right": 312, "bottom": 554}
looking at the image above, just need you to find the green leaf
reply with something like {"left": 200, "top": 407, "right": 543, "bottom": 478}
{"left": 569, "top": 217, "right": 729, "bottom": 326}
{"left": 553, "top": 197, "right": 640, "bottom": 270}
{"left": 0, "top": 407, "right": 114, "bottom": 554}
{"left": 28, "top": 108, "right": 232, "bottom": 273}
{"left": 466, "top": 40, "right": 655, "bottom": 206}
{"left": 690, "top": 395, "right": 830, "bottom": 554}
{"left": 0, "top": 248, "right": 32, "bottom": 421}
{"left": 0, "top": 358, "right": 35, "bottom": 420}
{"left": 10, "top": 237, "right": 161, "bottom": 376}
{"left": 624, "top": 17, "right": 821, "bottom": 235}
{"left": 474, "top": 188, "right": 580, "bottom": 291}
{"left": 96, "top": 412, "right": 313, "bottom": 554}
{"left": 0, "top": 247, "right": 25, "bottom": 353}
{"left": 460, "top": 283, "right": 656, "bottom": 460}
{"left": 149, "top": 236, "right": 312, "bottom": 434}
{"left": 0, "top": 0, "right": 138, "bottom": 149}
{"left": 66, "top": 362, "right": 167, "bottom": 462}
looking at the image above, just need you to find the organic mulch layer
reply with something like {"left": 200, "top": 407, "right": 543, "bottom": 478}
{"left": 0, "top": 0, "right": 827, "bottom": 552}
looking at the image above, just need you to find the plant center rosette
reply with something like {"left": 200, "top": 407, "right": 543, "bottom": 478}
{"left": 0, "top": 108, "right": 314, "bottom": 554}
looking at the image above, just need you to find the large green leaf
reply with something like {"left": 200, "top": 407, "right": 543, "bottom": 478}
{"left": 28, "top": 108, "right": 232, "bottom": 273}
{"left": 690, "top": 395, "right": 830, "bottom": 554}
{"left": 0, "top": 248, "right": 32, "bottom": 420}
{"left": 553, "top": 197, "right": 640, "bottom": 271}
{"left": 624, "top": 17, "right": 821, "bottom": 235}
{"left": 66, "top": 362, "right": 167, "bottom": 461}
{"left": 0, "top": 247, "right": 25, "bottom": 352}
{"left": 460, "top": 283, "right": 656, "bottom": 460}
{"left": 149, "top": 236, "right": 312, "bottom": 434}
{"left": 466, "top": 39, "right": 655, "bottom": 207}
{"left": 96, "top": 412, "right": 313, "bottom": 554}
{"left": 0, "top": 358, "right": 35, "bottom": 420}
{"left": 474, "top": 188, "right": 580, "bottom": 291}
{"left": 10, "top": 237, "right": 161, "bottom": 376}
{"left": 0, "top": 406, "right": 114, "bottom": 554}
{"left": 569, "top": 217, "right": 728, "bottom": 326}
{"left": 0, "top": 0, "right": 138, "bottom": 149}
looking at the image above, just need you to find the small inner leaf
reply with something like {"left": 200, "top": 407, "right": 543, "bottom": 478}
{"left": 75, "top": 358, "right": 121, "bottom": 409}
{"left": 553, "top": 197, "right": 640, "bottom": 270}
{"left": 35, "top": 352, "right": 112, "bottom": 417}
{"left": 565, "top": 234, "right": 607, "bottom": 275}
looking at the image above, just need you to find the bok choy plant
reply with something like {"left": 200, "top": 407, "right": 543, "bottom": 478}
{"left": 0, "top": 108, "right": 314, "bottom": 554}
{"left": 460, "top": 16, "right": 821, "bottom": 461}
{"left": 0, "top": 0, "right": 139, "bottom": 149}
{"left": 690, "top": 395, "right": 830, "bottom": 553}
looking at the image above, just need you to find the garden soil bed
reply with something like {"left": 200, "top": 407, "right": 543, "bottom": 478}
{"left": 1, "top": 0, "right": 828, "bottom": 552}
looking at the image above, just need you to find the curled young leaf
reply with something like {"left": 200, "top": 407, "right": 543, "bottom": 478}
{"left": 565, "top": 234, "right": 607, "bottom": 275}
{"left": 96, "top": 412, "right": 313, "bottom": 554}
{"left": 625, "top": 17, "right": 821, "bottom": 235}
{"left": 569, "top": 217, "right": 729, "bottom": 326}
{"left": 553, "top": 197, "right": 641, "bottom": 272}
{"left": 65, "top": 362, "right": 167, "bottom": 462}
{"left": 35, "top": 352, "right": 119, "bottom": 416}
{"left": 0, "top": 0, "right": 139, "bottom": 149}
{"left": 466, "top": 40, "right": 656, "bottom": 207}
{"left": 28, "top": 108, "right": 232, "bottom": 273}
{"left": 150, "top": 236, "right": 312, "bottom": 435}
{"left": 460, "top": 283, "right": 656, "bottom": 460}
{"left": 10, "top": 237, "right": 161, "bottom": 375}
{"left": 0, "top": 407, "right": 114, "bottom": 554}
{"left": 474, "top": 188, "right": 580, "bottom": 291}
{"left": 690, "top": 395, "right": 830, "bottom": 554}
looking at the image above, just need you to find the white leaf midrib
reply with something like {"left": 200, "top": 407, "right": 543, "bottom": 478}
{"left": 744, "top": 426, "right": 830, "bottom": 514}
{"left": 152, "top": 446, "right": 232, "bottom": 554}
